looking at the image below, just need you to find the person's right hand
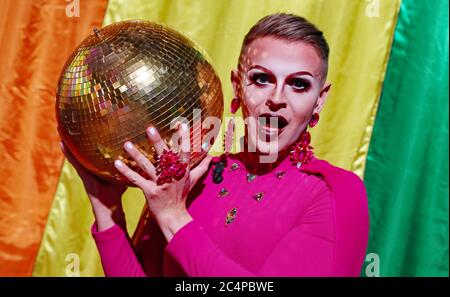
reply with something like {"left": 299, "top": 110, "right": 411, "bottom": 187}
{"left": 60, "top": 141, "right": 127, "bottom": 231}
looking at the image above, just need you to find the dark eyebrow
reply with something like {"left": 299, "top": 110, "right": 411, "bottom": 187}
{"left": 249, "top": 65, "right": 314, "bottom": 78}
{"left": 288, "top": 71, "right": 314, "bottom": 78}
{"left": 249, "top": 65, "right": 274, "bottom": 75}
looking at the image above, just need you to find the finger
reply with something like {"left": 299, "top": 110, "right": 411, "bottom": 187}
{"left": 60, "top": 142, "right": 91, "bottom": 178}
{"left": 189, "top": 154, "right": 213, "bottom": 189}
{"left": 114, "top": 159, "right": 150, "bottom": 189}
{"left": 176, "top": 122, "right": 191, "bottom": 164}
{"left": 60, "top": 141, "right": 78, "bottom": 167}
{"left": 123, "top": 141, "right": 157, "bottom": 180}
{"left": 146, "top": 126, "right": 168, "bottom": 155}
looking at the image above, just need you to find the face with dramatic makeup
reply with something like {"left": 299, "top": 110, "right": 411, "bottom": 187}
{"left": 231, "top": 36, "right": 331, "bottom": 158}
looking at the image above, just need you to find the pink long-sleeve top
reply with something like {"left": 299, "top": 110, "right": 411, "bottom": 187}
{"left": 92, "top": 154, "right": 369, "bottom": 277}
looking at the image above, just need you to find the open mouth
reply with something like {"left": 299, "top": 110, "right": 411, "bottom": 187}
{"left": 257, "top": 113, "right": 288, "bottom": 139}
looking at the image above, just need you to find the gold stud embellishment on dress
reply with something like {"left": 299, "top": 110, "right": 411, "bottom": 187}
{"left": 230, "top": 163, "right": 239, "bottom": 171}
{"left": 247, "top": 173, "right": 256, "bottom": 183}
{"left": 254, "top": 192, "right": 264, "bottom": 202}
{"left": 225, "top": 208, "right": 237, "bottom": 225}
{"left": 275, "top": 171, "right": 286, "bottom": 179}
{"left": 218, "top": 187, "right": 229, "bottom": 198}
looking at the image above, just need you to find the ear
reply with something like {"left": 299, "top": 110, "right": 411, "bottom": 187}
{"left": 230, "top": 69, "right": 240, "bottom": 99}
{"left": 313, "top": 83, "right": 331, "bottom": 114}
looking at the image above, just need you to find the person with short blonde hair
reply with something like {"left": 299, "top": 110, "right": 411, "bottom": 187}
{"left": 63, "top": 13, "right": 369, "bottom": 277}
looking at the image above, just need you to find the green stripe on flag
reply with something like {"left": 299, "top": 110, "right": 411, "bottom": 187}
{"left": 363, "top": 0, "right": 449, "bottom": 276}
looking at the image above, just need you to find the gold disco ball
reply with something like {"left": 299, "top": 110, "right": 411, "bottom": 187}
{"left": 56, "top": 20, "right": 223, "bottom": 186}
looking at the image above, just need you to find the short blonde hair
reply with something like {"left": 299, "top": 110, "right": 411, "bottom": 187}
{"left": 239, "top": 13, "right": 329, "bottom": 80}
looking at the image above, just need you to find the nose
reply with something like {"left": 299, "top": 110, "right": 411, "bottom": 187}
{"left": 266, "top": 88, "right": 287, "bottom": 112}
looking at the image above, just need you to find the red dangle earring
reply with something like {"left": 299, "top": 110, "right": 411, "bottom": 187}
{"left": 230, "top": 97, "right": 240, "bottom": 114}
{"left": 224, "top": 97, "right": 240, "bottom": 153}
{"left": 309, "top": 112, "right": 319, "bottom": 128}
{"left": 290, "top": 112, "right": 319, "bottom": 168}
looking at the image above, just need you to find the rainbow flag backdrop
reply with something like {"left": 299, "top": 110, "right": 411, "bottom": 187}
{"left": 0, "top": 0, "right": 447, "bottom": 277}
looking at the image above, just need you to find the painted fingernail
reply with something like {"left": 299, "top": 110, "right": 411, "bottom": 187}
{"left": 181, "top": 123, "right": 188, "bottom": 132}
{"left": 114, "top": 160, "right": 124, "bottom": 168}
{"left": 148, "top": 127, "right": 156, "bottom": 136}
{"left": 125, "top": 142, "right": 133, "bottom": 150}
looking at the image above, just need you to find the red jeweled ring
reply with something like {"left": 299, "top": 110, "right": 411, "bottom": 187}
{"left": 155, "top": 149, "right": 188, "bottom": 185}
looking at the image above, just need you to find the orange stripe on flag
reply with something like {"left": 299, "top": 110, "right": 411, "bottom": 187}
{"left": 0, "top": 0, "right": 109, "bottom": 276}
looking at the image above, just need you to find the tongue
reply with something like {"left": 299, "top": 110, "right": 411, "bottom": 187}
{"left": 261, "top": 117, "right": 277, "bottom": 129}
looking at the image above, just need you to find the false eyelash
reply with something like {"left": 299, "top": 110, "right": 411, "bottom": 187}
{"left": 248, "top": 72, "right": 270, "bottom": 85}
{"left": 288, "top": 78, "right": 311, "bottom": 92}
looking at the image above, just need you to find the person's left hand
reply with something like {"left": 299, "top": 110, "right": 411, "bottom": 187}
{"left": 113, "top": 123, "right": 212, "bottom": 241}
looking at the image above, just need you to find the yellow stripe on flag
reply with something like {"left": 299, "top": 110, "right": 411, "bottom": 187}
{"left": 33, "top": 0, "right": 400, "bottom": 276}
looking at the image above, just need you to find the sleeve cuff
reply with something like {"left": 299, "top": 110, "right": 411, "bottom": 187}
{"left": 165, "top": 219, "right": 204, "bottom": 253}
{"left": 91, "top": 222, "right": 127, "bottom": 242}
{"left": 164, "top": 219, "right": 211, "bottom": 276}
{"left": 163, "top": 219, "right": 250, "bottom": 276}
